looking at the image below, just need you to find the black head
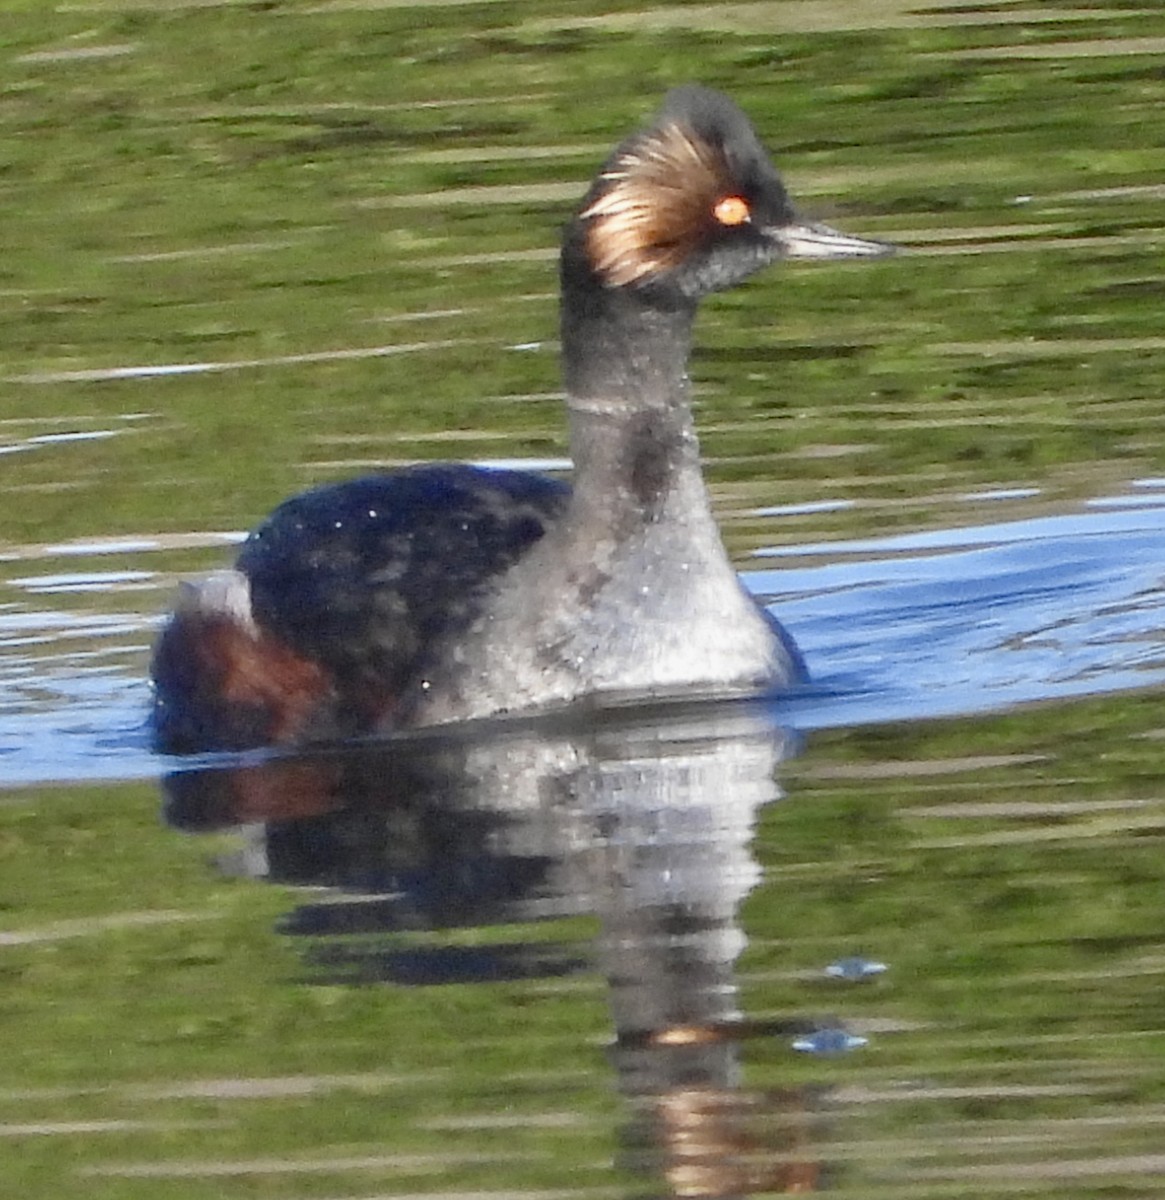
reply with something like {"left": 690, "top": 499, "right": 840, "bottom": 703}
{"left": 570, "top": 85, "right": 891, "bottom": 302}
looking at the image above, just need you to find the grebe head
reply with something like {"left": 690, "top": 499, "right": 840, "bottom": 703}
{"left": 568, "top": 84, "right": 892, "bottom": 304}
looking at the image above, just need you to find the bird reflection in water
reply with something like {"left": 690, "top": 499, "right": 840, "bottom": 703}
{"left": 163, "top": 700, "right": 828, "bottom": 1195}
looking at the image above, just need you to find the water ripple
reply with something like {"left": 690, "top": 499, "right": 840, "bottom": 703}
{"left": 757, "top": 494, "right": 1165, "bottom": 728}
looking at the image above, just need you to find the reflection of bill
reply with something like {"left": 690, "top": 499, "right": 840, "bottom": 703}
{"left": 163, "top": 700, "right": 827, "bottom": 1194}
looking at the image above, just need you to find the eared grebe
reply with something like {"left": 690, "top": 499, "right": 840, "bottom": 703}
{"left": 152, "top": 85, "right": 891, "bottom": 753}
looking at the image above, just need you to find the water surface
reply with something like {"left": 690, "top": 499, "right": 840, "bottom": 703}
{"left": 3, "top": 2, "right": 1165, "bottom": 1197}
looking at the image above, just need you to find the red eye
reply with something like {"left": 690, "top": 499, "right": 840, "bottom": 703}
{"left": 713, "top": 195, "right": 750, "bottom": 226}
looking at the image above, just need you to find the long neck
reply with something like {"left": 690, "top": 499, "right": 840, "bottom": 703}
{"left": 559, "top": 250, "right": 715, "bottom": 539}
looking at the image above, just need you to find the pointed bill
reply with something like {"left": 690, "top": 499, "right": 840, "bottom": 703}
{"left": 768, "top": 219, "right": 895, "bottom": 260}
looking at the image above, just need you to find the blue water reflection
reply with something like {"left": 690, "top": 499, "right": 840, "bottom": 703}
{"left": 755, "top": 494, "right": 1165, "bottom": 729}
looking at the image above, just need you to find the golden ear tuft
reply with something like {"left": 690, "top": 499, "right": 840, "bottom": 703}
{"left": 581, "top": 121, "right": 738, "bottom": 288}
